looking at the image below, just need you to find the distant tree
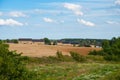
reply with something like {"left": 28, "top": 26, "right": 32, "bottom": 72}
{"left": 6, "top": 39, "right": 10, "bottom": 43}
{"left": 12, "top": 39, "right": 18, "bottom": 43}
{"left": 0, "top": 40, "right": 2, "bottom": 44}
{"left": 78, "top": 41, "right": 85, "bottom": 47}
{"left": 53, "top": 40, "right": 57, "bottom": 45}
{"left": 44, "top": 38, "right": 51, "bottom": 45}
{"left": 73, "top": 44, "right": 76, "bottom": 47}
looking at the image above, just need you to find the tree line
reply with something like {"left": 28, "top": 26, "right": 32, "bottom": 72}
{"left": 0, "top": 39, "right": 18, "bottom": 43}
{"left": 0, "top": 38, "right": 112, "bottom": 48}
{"left": 89, "top": 37, "right": 120, "bottom": 61}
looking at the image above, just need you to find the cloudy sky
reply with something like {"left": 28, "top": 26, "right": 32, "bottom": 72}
{"left": 0, "top": 0, "right": 120, "bottom": 39}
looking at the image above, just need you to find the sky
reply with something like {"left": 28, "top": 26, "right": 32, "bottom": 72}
{"left": 0, "top": 0, "right": 120, "bottom": 39}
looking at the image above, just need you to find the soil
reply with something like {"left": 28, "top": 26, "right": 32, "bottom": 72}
{"left": 9, "top": 43, "right": 101, "bottom": 57}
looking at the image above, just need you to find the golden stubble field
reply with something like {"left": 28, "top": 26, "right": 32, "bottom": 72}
{"left": 9, "top": 43, "right": 101, "bottom": 57}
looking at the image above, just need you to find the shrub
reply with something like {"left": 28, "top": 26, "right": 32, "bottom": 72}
{"left": 70, "top": 52, "right": 86, "bottom": 62}
{"left": 89, "top": 50, "right": 98, "bottom": 55}
{"left": 104, "top": 54, "right": 120, "bottom": 61}
{"left": 0, "top": 43, "right": 34, "bottom": 80}
{"left": 56, "top": 51, "right": 64, "bottom": 61}
{"left": 53, "top": 41, "right": 57, "bottom": 45}
{"left": 86, "top": 55, "right": 104, "bottom": 62}
{"left": 89, "top": 50, "right": 105, "bottom": 56}
{"left": 39, "top": 56, "right": 59, "bottom": 64}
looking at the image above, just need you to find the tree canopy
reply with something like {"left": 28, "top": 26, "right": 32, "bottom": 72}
{"left": 44, "top": 38, "right": 51, "bottom": 45}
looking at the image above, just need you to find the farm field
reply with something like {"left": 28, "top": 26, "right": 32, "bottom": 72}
{"left": 1, "top": 0, "right": 120, "bottom": 79}
{"left": 7, "top": 41, "right": 120, "bottom": 80}
{"left": 9, "top": 43, "right": 100, "bottom": 57}
{"left": 1, "top": 40, "right": 120, "bottom": 80}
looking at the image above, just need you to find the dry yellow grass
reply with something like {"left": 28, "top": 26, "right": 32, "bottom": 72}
{"left": 9, "top": 43, "right": 101, "bottom": 57}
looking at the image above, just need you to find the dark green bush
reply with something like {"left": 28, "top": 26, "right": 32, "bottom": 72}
{"left": 104, "top": 54, "right": 120, "bottom": 61}
{"left": 70, "top": 52, "right": 86, "bottom": 62}
{"left": 0, "top": 43, "right": 34, "bottom": 80}
{"left": 56, "top": 51, "right": 64, "bottom": 61}
{"left": 88, "top": 37, "right": 120, "bottom": 61}
{"left": 89, "top": 50, "right": 105, "bottom": 56}
{"left": 56, "top": 51, "right": 73, "bottom": 62}
{"left": 89, "top": 50, "right": 98, "bottom": 55}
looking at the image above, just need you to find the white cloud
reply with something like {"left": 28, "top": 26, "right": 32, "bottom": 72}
{"left": 9, "top": 11, "right": 27, "bottom": 17}
{"left": 34, "top": 9, "right": 65, "bottom": 16}
{"left": 0, "top": 12, "right": 3, "bottom": 16}
{"left": 43, "top": 17, "right": 55, "bottom": 23}
{"left": 77, "top": 19, "right": 95, "bottom": 27}
{"left": 64, "top": 3, "right": 83, "bottom": 16}
{"left": 106, "top": 21, "right": 119, "bottom": 24}
{"left": 0, "top": 18, "right": 23, "bottom": 26}
{"left": 115, "top": 0, "right": 120, "bottom": 5}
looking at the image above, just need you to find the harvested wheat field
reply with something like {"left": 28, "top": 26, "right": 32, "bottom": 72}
{"left": 9, "top": 43, "right": 101, "bottom": 57}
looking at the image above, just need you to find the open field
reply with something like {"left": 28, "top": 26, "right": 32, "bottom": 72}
{"left": 9, "top": 43, "right": 101, "bottom": 57}
{"left": 26, "top": 61, "right": 120, "bottom": 80}
{"left": 1, "top": 41, "right": 120, "bottom": 80}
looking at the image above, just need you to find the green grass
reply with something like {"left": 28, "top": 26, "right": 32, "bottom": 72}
{"left": 26, "top": 62, "right": 120, "bottom": 80}
{"left": 73, "top": 64, "right": 120, "bottom": 80}
{"left": 21, "top": 53, "right": 120, "bottom": 80}
{"left": 101, "top": 69, "right": 120, "bottom": 80}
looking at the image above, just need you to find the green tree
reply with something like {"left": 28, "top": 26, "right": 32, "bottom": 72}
{"left": 6, "top": 39, "right": 10, "bottom": 43}
{"left": 53, "top": 40, "right": 57, "bottom": 45}
{"left": 12, "top": 39, "right": 18, "bottom": 43}
{"left": 89, "top": 37, "right": 120, "bottom": 61}
{"left": 102, "top": 40, "right": 112, "bottom": 54}
{"left": 44, "top": 38, "right": 51, "bottom": 45}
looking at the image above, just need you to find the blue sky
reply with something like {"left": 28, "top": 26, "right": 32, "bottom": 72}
{"left": 0, "top": 0, "right": 120, "bottom": 39}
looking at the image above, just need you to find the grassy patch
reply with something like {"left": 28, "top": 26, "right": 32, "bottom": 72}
{"left": 101, "top": 69, "right": 120, "bottom": 80}
{"left": 21, "top": 52, "right": 120, "bottom": 80}
{"left": 26, "top": 62, "right": 120, "bottom": 80}
{"left": 73, "top": 63, "right": 120, "bottom": 80}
